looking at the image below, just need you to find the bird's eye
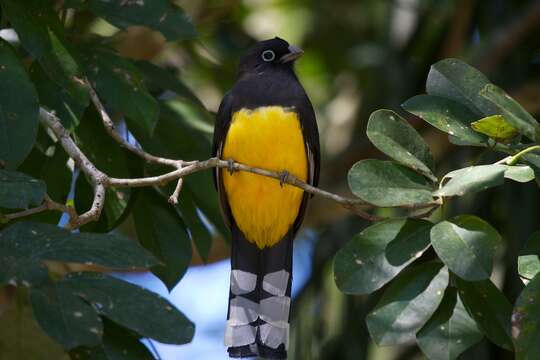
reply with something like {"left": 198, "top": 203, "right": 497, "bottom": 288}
{"left": 261, "top": 50, "right": 276, "bottom": 62}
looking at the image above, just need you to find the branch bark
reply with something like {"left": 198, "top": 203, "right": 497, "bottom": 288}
{"left": 31, "top": 90, "right": 442, "bottom": 229}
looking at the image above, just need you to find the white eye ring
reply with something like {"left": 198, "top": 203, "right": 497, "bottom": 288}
{"left": 261, "top": 50, "right": 275, "bottom": 62}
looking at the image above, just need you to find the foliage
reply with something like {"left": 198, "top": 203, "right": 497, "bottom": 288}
{"left": 335, "top": 58, "right": 540, "bottom": 359}
{"left": 0, "top": 0, "right": 202, "bottom": 358}
{"left": 0, "top": 1, "right": 539, "bottom": 359}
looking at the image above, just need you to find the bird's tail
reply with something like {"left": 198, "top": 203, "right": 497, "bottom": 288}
{"left": 225, "top": 224, "right": 293, "bottom": 359}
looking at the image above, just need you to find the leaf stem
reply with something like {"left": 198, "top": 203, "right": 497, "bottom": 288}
{"left": 506, "top": 145, "right": 540, "bottom": 166}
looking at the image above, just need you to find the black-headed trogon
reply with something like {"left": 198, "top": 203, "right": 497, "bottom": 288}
{"left": 212, "top": 37, "right": 320, "bottom": 359}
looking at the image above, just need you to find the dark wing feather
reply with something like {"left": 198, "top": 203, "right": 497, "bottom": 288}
{"left": 212, "top": 91, "right": 235, "bottom": 229}
{"left": 290, "top": 95, "right": 320, "bottom": 237}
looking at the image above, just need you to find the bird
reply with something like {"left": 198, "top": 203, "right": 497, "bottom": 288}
{"left": 212, "top": 37, "right": 320, "bottom": 359}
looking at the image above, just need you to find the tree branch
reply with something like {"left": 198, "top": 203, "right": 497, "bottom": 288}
{"left": 86, "top": 80, "right": 182, "bottom": 168}
{"left": 33, "top": 96, "right": 441, "bottom": 229}
{"left": 4, "top": 194, "right": 76, "bottom": 222}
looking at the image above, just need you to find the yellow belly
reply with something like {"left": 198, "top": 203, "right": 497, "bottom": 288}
{"left": 222, "top": 106, "right": 308, "bottom": 249}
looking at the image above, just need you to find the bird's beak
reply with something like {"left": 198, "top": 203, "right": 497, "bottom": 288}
{"left": 280, "top": 45, "right": 304, "bottom": 63}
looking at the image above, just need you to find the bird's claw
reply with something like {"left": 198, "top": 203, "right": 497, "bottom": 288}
{"left": 279, "top": 170, "right": 290, "bottom": 187}
{"left": 227, "top": 159, "right": 236, "bottom": 175}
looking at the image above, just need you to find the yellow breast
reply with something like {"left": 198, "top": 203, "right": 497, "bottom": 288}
{"left": 222, "top": 106, "right": 308, "bottom": 249}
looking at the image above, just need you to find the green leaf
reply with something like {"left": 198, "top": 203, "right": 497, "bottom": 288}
{"left": 513, "top": 274, "right": 540, "bottom": 359}
{"left": 471, "top": 115, "right": 519, "bottom": 142}
{"left": 504, "top": 165, "right": 535, "bottom": 183}
{"left": 416, "top": 288, "right": 483, "bottom": 360}
{"left": 426, "top": 58, "right": 496, "bottom": 117}
{"left": 348, "top": 159, "right": 434, "bottom": 207}
{"left": 80, "top": 48, "right": 159, "bottom": 136}
{"left": 65, "top": 0, "right": 197, "bottom": 41}
{"left": 29, "top": 62, "right": 86, "bottom": 131}
{"left": 0, "top": 39, "right": 40, "bottom": 169}
{"left": 480, "top": 84, "right": 540, "bottom": 141}
{"left": 0, "top": 221, "right": 158, "bottom": 273}
{"left": 518, "top": 231, "right": 540, "bottom": 283}
{"left": 17, "top": 145, "right": 72, "bottom": 224}
{"left": 176, "top": 190, "right": 212, "bottom": 263}
{"left": 135, "top": 60, "right": 206, "bottom": 111}
{"left": 30, "top": 282, "right": 103, "bottom": 349}
{"left": 1, "top": 0, "right": 88, "bottom": 105}
{"left": 430, "top": 215, "right": 501, "bottom": 281}
{"left": 367, "top": 110, "right": 436, "bottom": 180}
{"left": 0, "top": 257, "right": 49, "bottom": 287}
{"left": 70, "top": 320, "right": 154, "bottom": 359}
{"left": 334, "top": 218, "right": 432, "bottom": 295}
{"left": 0, "top": 170, "right": 45, "bottom": 209}
{"left": 133, "top": 188, "right": 192, "bottom": 291}
{"left": 0, "top": 298, "right": 67, "bottom": 359}
{"left": 366, "top": 261, "right": 449, "bottom": 345}
{"left": 402, "top": 94, "right": 487, "bottom": 146}
{"left": 128, "top": 101, "right": 228, "bottom": 240}
{"left": 62, "top": 272, "right": 195, "bottom": 344}
{"left": 74, "top": 107, "right": 134, "bottom": 232}
{"left": 455, "top": 277, "right": 513, "bottom": 350}
{"left": 436, "top": 165, "right": 506, "bottom": 197}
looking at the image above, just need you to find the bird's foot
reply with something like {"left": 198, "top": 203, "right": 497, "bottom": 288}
{"left": 279, "top": 170, "right": 290, "bottom": 187}
{"left": 227, "top": 159, "right": 236, "bottom": 175}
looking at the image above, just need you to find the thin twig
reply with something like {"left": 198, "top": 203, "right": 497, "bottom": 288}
{"left": 39, "top": 109, "right": 107, "bottom": 183}
{"left": 34, "top": 102, "right": 442, "bottom": 228}
{"left": 4, "top": 194, "right": 75, "bottom": 222}
{"left": 507, "top": 145, "right": 540, "bottom": 165}
{"left": 39, "top": 109, "right": 107, "bottom": 228}
{"left": 73, "top": 184, "right": 106, "bottom": 229}
{"left": 86, "top": 80, "right": 181, "bottom": 168}
{"left": 168, "top": 177, "right": 184, "bottom": 205}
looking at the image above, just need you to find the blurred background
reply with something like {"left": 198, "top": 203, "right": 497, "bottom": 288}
{"left": 73, "top": 0, "right": 540, "bottom": 359}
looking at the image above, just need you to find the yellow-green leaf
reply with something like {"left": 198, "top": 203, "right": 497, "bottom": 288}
{"left": 471, "top": 115, "right": 519, "bottom": 142}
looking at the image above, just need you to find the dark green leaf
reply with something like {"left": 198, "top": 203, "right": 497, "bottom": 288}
{"left": 65, "top": 0, "right": 197, "bottom": 41}
{"left": 430, "top": 215, "right": 501, "bottom": 281}
{"left": 480, "top": 84, "right": 540, "bottom": 141}
{"left": 435, "top": 165, "right": 506, "bottom": 197}
{"left": 74, "top": 108, "right": 133, "bottom": 232}
{"left": 0, "top": 257, "right": 49, "bottom": 287}
{"left": 334, "top": 218, "right": 432, "bottom": 295}
{"left": 0, "top": 39, "right": 39, "bottom": 169}
{"left": 523, "top": 153, "right": 540, "bottom": 170}
{"left": 366, "top": 261, "right": 449, "bottom": 345}
{"left": 402, "top": 95, "right": 486, "bottom": 145}
{"left": 518, "top": 231, "right": 540, "bottom": 283}
{"left": 416, "top": 287, "right": 483, "bottom": 360}
{"left": 176, "top": 190, "right": 212, "bottom": 263}
{"left": 135, "top": 60, "right": 206, "bottom": 111}
{"left": 133, "top": 188, "right": 192, "bottom": 291}
{"left": 471, "top": 115, "right": 519, "bottom": 142}
{"left": 29, "top": 62, "right": 86, "bottom": 131}
{"left": 17, "top": 144, "right": 72, "bottom": 224}
{"left": 348, "top": 159, "right": 434, "bottom": 207}
{"left": 513, "top": 274, "right": 540, "bottom": 359}
{"left": 70, "top": 320, "right": 154, "bottom": 360}
{"left": 0, "top": 221, "right": 158, "bottom": 271}
{"left": 80, "top": 48, "right": 159, "bottom": 136}
{"left": 367, "top": 110, "right": 436, "bottom": 180}
{"left": 62, "top": 272, "right": 195, "bottom": 344}
{"left": 0, "top": 170, "right": 45, "bottom": 209}
{"left": 455, "top": 277, "right": 513, "bottom": 350}
{"left": 426, "top": 58, "right": 496, "bottom": 117}
{"left": 128, "top": 101, "right": 228, "bottom": 240}
{"left": 1, "top": 0, "right": 88, "bottom": 105}
{"left": 30, "top": 282, "right": 103, "bottom": 349}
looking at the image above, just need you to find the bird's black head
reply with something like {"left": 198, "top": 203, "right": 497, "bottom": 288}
{"left": 237, "top": 37, "right": 304, "bottom": 77}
